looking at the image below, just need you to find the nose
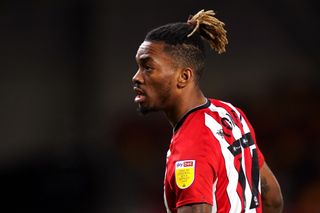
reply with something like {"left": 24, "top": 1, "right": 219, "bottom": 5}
{"left": 132, "top": 69, "right": 143, "bottom": 85}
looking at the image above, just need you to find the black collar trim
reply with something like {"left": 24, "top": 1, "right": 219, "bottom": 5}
{"left": 173, "top": 98, "right": 211, "bottom": 133}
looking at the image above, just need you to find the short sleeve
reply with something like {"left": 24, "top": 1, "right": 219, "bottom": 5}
{"left": 173, "top": 125, "right": 218, "bottom": 208}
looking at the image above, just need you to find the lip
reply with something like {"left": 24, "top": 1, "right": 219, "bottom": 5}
{"left": 133, "top": 87, "right": 144, "bottom": 95}
{"left": 133, "top": 87, "right": 146, "bottom": 103}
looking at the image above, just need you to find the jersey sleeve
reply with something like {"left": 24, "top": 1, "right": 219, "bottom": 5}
{"left": 173, "top": 116, "right": 219, "bottom": 208}
{"left": 237, "top": 107, "right": 265, "bottom": 168}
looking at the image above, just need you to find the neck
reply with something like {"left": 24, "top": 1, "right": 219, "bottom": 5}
{"left": 164, "top": 88, "right": 207, "bottom": 128}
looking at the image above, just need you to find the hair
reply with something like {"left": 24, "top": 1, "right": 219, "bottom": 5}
{"left": 145, "top": 9, "right": 228, "bottom": 82}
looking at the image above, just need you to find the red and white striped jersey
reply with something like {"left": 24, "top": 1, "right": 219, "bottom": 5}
{"left": 164, "top": 98, "right": 264, "bottom": 213}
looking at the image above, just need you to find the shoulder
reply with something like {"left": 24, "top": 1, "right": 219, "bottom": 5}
{"left": 208, "top": 98, "right": 242, "bottom": 115}
{"left": 172, "top": 106, "right": 220, "bottom": 160}
{"left": 207, "top": 98, "right": 251, "bottom": 127}
{"left": 174, "top": 98, "right": 243, "bottom": 139}
{"left": 175, "top": 106, "right": 212, "bottom": 142}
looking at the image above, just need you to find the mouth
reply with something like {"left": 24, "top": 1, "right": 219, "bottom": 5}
{"left": 133, "top": 87, "right": 146, "bottom": 103}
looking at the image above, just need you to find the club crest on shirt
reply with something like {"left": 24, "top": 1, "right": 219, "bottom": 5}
{"left": 175, "top": 160, "right": 195, "bottom": 189}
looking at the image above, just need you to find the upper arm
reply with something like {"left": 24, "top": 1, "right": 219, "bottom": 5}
{"left": 260, "top": 162, "right": 284, "bottom": 213}
{"left": 177, "top": 203, "right": 212, "bottom": 213}
{"left": 172, "top": 127, "right": 217, "bottom": 208}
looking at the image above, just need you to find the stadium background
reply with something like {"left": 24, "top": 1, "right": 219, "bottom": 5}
{"left": 1, "top": 0, "right": 319, "bottom": 212}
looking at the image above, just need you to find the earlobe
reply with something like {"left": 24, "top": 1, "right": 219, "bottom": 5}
{"left": 177, "top": 68, "right": 193, "bottom": 88}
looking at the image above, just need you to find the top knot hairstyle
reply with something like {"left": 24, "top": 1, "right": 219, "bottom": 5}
{"left": 145, "top": 9, "right": 228, "bottom": 82}
{"left": 187, "top": 9, "right": 228, "bottom": 54}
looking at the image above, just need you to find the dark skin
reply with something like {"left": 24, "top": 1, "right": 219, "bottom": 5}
{"left": 261, "top": 163, "right": 284, "bottom": 213}
{"left": 132, "top": 41, "right": 283, "bottom": 213}
{"left": 178, "top": 204, "right": 212, "bottom": 213}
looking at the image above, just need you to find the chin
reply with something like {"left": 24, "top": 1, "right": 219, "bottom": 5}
{"left": 137, "top": 104, "right": 158, "bottom": 115}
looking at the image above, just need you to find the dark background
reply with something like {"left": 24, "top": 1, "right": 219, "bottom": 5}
{"left": 1, "top": 0, "right": 319, "bottom": 212}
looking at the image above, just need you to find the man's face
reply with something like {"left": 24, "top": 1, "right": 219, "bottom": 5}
{"left": 132, "top": 41, "right": 178, "bottom": 114}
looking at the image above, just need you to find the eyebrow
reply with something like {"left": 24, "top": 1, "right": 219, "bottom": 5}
{"left": 137, "top": 56, "right": 154, "bottom": 65}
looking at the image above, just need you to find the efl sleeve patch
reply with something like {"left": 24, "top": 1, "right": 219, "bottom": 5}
{"left": 175, "top": 160, "right": 195, "bottom": 189}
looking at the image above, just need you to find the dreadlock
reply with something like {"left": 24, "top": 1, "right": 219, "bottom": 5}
{"left": 145, "top": 9, "right": 228, "bottom": 82}
{"left": 187, "top": 9, "right": 228, "bottom": 54}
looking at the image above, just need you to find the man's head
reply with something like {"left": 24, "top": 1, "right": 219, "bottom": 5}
{"left": 145, "top": 22, "right": 206, "bottom": 83}
{"left": 132, "top": 9, "right": 228, "bottom": 114}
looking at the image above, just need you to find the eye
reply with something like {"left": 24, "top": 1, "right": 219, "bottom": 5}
{"left": 143, "top": 64, "right": 153, "bottom": 72}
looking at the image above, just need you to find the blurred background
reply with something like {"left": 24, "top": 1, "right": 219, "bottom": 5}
{"left": 0, "top": 0, "right": 319, "bottom": 212}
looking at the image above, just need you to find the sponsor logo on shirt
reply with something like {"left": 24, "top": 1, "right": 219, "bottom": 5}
{"left": 175, "top": 160, "right": 195, "bottom": 189}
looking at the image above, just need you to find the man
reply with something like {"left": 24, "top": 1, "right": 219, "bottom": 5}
{"left": 132, "top": 9, "right": 283, "bottom": 213}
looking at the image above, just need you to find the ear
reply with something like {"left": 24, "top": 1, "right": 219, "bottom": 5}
{"left": 177, "top": 68, "right": 193, "bottom": 88}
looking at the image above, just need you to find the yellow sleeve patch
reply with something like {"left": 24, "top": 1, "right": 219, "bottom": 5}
{"left": 175, "top": 160, "right": 195, "bottom": 189}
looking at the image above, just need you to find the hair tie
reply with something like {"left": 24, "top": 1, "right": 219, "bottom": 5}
{"left": 187, "top": 15, "right": 200, "bottom": 37}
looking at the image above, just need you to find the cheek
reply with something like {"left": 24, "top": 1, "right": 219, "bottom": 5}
{"left": 146, "top": 69, "right": 177, "bottom": 98}
{"left": 153, "top": 77, "right": 175, "bottom": 97}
